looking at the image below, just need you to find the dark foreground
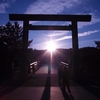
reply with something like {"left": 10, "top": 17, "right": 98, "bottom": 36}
{"left": 0, "top": 64, "right": 100, "bottom": 100}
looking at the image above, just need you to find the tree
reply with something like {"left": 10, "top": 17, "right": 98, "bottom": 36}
{"left": 95, "top": 41, "right": 100, "bottom": 49}
{"left": 0, "top": 22, "right": 33, "bottom": 79}
{"left": 0, "top": 21, "right": 32, "bottom": 49}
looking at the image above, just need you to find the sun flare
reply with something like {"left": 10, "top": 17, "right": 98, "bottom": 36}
{"left": 46, "top": 40, "right": 57, "bottom": 53}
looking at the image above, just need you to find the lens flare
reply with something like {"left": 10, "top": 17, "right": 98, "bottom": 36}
{"left": 46, "top": 40, "right": 57, "bottom": 53}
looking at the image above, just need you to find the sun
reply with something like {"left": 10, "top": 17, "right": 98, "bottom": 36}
{"left": 46, "top": 40, "right": 57, "bottom": 53}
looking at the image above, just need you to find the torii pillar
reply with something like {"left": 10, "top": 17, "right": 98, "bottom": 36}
{"left": 21, "top": 20, "right": 29, "bottom": 79}
{"left": 72, "top": 21, "right": 79, "bottom": 80}
{"left": 9, "top": 14, "right": 91, "bottom": 80}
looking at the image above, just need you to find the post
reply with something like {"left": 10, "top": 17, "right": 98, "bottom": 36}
{"left": 21, "top": 20, "right": 29, "bottom": 79}
{"left": 72, "top": 21, "right": 79, "bottom": 80}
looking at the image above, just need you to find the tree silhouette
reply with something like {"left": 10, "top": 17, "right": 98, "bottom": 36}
{"left": 0, "top": 22, "right": 33, "bottom": 79}
{"left": 95, "top": 41, "right": 100, "bottom": 49}
{"left": 0, "top": 21, "right": 32, "bottom": 49}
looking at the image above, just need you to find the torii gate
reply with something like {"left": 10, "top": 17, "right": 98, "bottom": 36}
{"left": 9, "top": 14, "right": 91, "bottom": 79}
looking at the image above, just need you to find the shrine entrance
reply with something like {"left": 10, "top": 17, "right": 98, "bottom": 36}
{"left": 9, "top": 14, "right": 91, "bottom": 79}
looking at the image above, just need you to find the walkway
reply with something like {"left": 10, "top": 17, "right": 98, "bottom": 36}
{"left": 0, "top": 64, "right": 99, "bottom": 100}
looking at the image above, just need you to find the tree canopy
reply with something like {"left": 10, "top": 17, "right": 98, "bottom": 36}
{"left": 0, "top": 21, "right": 32, "bottom": 49}
{"left": 0, "top": 21, "right": 33, "bottom": 79}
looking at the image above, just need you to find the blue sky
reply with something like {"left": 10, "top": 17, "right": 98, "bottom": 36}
{"left": 0, "top": 0, "right": 100, "bottom": 50}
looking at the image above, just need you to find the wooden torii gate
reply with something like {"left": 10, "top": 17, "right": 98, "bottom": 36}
{"left": 9, "top": 14, "right": 91, "bottom": 79}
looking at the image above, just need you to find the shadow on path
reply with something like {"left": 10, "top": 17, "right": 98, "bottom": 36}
{"left": 41, "top": 64, "right": 75, "bottom": 100}
{"left": 41, "top": 65, "right": 51, "bottom": 100}
{"left": 61, "top": 90, "right": 74, "bottom": 100}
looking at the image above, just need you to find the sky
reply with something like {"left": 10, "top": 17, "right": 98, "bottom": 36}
{"left": 0, "top": 0, "right": 100, "bottom": 50}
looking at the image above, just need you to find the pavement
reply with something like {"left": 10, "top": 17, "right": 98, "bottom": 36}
{"left": 0, "top": 64, "right": 100, "bottom": 100}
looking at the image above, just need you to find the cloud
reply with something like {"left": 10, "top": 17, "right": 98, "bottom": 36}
{"left": 78, "top": 13, "right": 100, "bottom": 28}
{"left": 0, "top": 3, "right": 9, "bottom": 13}
{"left": 24, "top": 0, "right": 100, "bottom": 34}
{"left": 0, "top": 0, "right": 16, "bottom": 13}
{"left": 25, "top": 0, "right": 100, "bottom": 29}
{"left": 54, "top": 30, "right": 100, "bottom": 42}
{"left": 31, "top": 30, "right": 100, "bottom": 49}
{"left": 55, "top": 35, "right": 72, "bottom": 41}
{"left": 47, "top": 31, "right": 68, "bottom": 37}
{"left": 25, "top": 0, "right": 80, "bottom": 14}
{"left": 25, "top": 0, "right": 100, "bottom": 28}
{"left": 45, "top": 29, "right": 100, "bottom": 41}
{"left": 46, "top": 28, "right": 100, "bottom": 39}
{"left": 78, "top": 30, "right": 100, "bottom": 37}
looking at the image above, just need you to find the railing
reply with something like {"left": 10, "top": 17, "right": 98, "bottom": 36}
{"left": 13, "top": 61, "right": 40, "bottom": 78}
{"left": 29, "top": 61, "right": 40, "bottom": 75}
{"left": 30, "top": 61, "right": 38, "bottom": 69}
{"left": 61, "top": 62, "right": 69, "bottom": 68}
{"left": 61, "top": 61, "right": 68, "bottom": 66}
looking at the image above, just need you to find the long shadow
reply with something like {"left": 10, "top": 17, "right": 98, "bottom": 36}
{"left": 41, "top": 65, "right": 51, "bottom": 100}
{"left": 58, "top": 73, "right": 75, "bottom": 100}
{"left": 61, "top": 90, "right": 74, "bottom": 100}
